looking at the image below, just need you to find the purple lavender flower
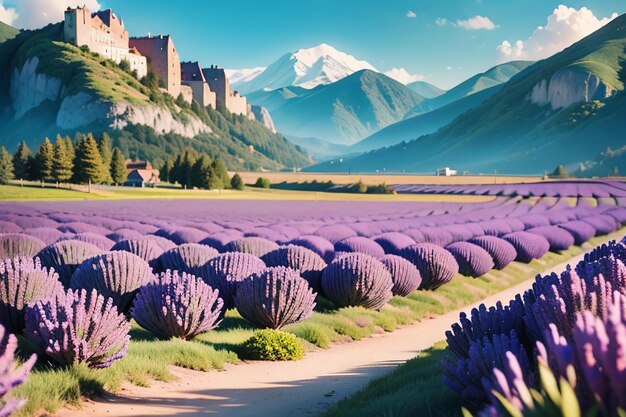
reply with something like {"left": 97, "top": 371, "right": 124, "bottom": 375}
{"left": 261, "top": 245, "right": 326, "bottom": 293}
{"left": 468, "top": 236, "right": 518, "bottom": 270}
{"left": 155, "top": 243, "right": 219, "bottom": 275}
{"left": 223, "top": 237, "right": 279, "bottom": 258}
{"left": 36, "top": 240, "right": 103, "bottom": 288}
{"left": 0, "top": 234, "right": 46, "bottom": 259}
{"left": 400, "top": 243, "right": 459, "bottom": 290}
{"left": 334, "top": 237, "right": 386, "bottom": 259}
{"left": 380, "top": 254, "right": 422, "bottom": 296}
{"left": 446, "top": 242, "right": 495, "bottom": 278}
{"left": 503, "top": 232, "right": 550, "bottom": 263}
{"left": 0, "top": 323, "right": 36, "bottom": 416}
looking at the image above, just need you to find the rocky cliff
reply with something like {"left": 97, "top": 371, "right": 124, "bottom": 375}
{"left": 249, "top": 105, "right": 277, "bottom": 133}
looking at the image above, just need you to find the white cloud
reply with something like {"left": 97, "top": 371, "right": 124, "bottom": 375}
{"left": 497, "top": 5, "right": 618, "bottom": 61}
{"left": 406, "top": 10, "right": 416, "bottom": 18}
{"left": 457, "top": 15, "right": 497, "bottom": 30}
{"left": 446, "top": 66, "right": 453, "bottom": 71}
{"left": 0, "top": 2, "right": 18, "bottom": 25}
{"left": 12, "top": 0, "right": 101, "bottom": 30}
{"left": 435, "top": 18, "right": 448, "bottom": 26}
{"left": 383, "top": 68, "right": 424, "bottom": 84}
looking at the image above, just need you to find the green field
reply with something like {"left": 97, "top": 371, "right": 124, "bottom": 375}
{"left": 12, "top": 231, "right": 623, "bottom": 417}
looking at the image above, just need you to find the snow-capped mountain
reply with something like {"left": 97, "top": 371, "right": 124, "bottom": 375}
{"left": 230, "top": 43, "right": 378, "bottom": 94}
{"left": 225, "top": 67, "right": 266, "bottom": 87}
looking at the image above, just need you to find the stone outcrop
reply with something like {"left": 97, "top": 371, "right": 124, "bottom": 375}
{"left": 529, "top": 68, "right": 614, "bottom": 110}
{"left": 249, "top": 105, "right": 277, "bottom": 133}
{"left": 12, "top": 57, "right": 210, "bottom": 138}
{"left": 10, "top": 57, "right": 65, "bottom": 119}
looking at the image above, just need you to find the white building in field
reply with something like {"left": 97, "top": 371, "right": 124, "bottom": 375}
{"left": 436, "top": 167, "right": 458, "bottom": 177}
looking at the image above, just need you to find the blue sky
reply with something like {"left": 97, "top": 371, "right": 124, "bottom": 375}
{"left": 3, "top": 1, "right": 624, "bottom": 88}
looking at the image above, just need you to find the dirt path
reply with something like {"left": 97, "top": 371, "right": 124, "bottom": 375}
{"left": 56, "top": 252, "right": 591, "bottom": 417}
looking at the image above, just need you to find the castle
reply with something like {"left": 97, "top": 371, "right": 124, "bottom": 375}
{"left": 63, "top": 7, "right": 249, "bottom": 116}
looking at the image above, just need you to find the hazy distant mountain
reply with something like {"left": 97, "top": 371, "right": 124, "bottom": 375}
{"left": 351, "top": 84, "right": 502, "bottom": 153}
{"left": 285, "top": 135, "right": 351, "bottom": 161}
{"left": 307, "top": 14, "right": 626, "bottom": 175}
{"left": 405, "top": 61, "right": 534, "bottom": 118}
{"left": 231, "top": 43, "right": 378, "bottom": 94}
{"left": 406, "top": 81, "right": 445, "bottom": 99}
{"left": 252, "top": 69, "right": 427, "bottom": 146}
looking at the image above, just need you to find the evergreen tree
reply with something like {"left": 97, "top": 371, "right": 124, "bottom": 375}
{"left": 160, "top": 160, "right": 173, "bottom": 183}
{"left": 34, "top": 138, "right": 54, "bottom": 182}
{"left": 192, "top": 154, "right": 213, "bottom": 189}
{"left": 98, "top": 133, "right": 113, "bottom": 184}
{"left": 110, "top": 147, "right": 128, "bottom": 185}
{"left": 13, "top": 141, "right": 33, "bottom": 180}
{"left": 170, "top": 154, "right": 183, "bottom": 184}
{"left": 0, "top": 147, "right": 14, "bottom": 185}
{"left": 181, "top": 150, "right": 198, "bottom": 189}
{"left": 73, "top": 134, "right": 105, "bottom": 184}
{"left": 64, "top": 136, "right": 75, "bottom": 167}
{"left": 52, "top": 135, "right": 73, "bottom": 183}
{"left": 231, "top": 173, "right": 244, "bottom": 190}
{"left": 212, "top": 159, "right": 230, "bottom": 189}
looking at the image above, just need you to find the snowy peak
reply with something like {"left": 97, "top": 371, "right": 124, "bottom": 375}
{"left": 231, "top": 43, "right": 378, "bottom": 94}
{"left": 225, "top": 67, "right": 266, "bottom": 86}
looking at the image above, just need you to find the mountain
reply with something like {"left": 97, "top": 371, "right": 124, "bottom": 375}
{"left": 405, "top": 61, "right": 534, "bottom": 118}
{"left": 350, "top": 84, "right": 502, "bottom": 153}
{"left": 225, "top": 67, "right": 266, "bottom": 87}
{"left": 576, "top": 146, "right": 626, "bottom": 177}
{"left": 406, "top": 81, "right": 445, "bottom": 99}
{"left": 0, "top": 22, "right": 18, "bottom": 43}
{"left": 251, "top": 70, "right": 427, "bottom": 146}
{"left": 306, "top": 14, "right": 626, "bottom": 175}
{"left": 285, "top": 135, "right": 351, "bottom": 161}
{"left": 0, "top": 23, "right": 312, "bottom": 170}
{"left": 232, "top": 43, "right": 377, "bottom": 94}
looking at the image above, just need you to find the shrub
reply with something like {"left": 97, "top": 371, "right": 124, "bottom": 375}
{"left": 261, "top": 245, "right": 326, "bottom": 292}
{"left": 24, "top": 227, "right": 65, "bottom": 245}
{"left": 24, "top": 288, "right": 130, "bottom": 368}
{"left": 35, "top": 240, "right": 102, "bottom": 288}
{"left": 313, "top": 225, "right": 357, "bottom": 244}
{"left": 231, "top": 173, "right": 244, "bottom": 190}
{"left": 254, "top": 177, "right": 270, "bottom": 189}
{"left": 0, "top": 323, "right": 36, "bottom": 416}
{"left": 234, "top": 267, "right": 316, "bottom": 329}
{"left": 223, "top": 237, "right": 279, "bottom": 257}
{"left": 380, "top": 254, "right": 422, "bottom": 296}
{"left": 467, "top": 236, "right": 517, "bottom": 270}
{"left": 58, "top": 232, "right": 115, "bottom": 251}
{"left": 200, "top": 252, "right": 266, "bottom": 307}
{"left": 106, "top": 228, "right": 143, "bottom": 243}
{"left": 373, "top": 233, "right": 417, "bottom": 255}
{"left": 168, "top": 227, "right": 210, "bottom": 245}
{"left": 111, "top": 238, "right": 164, "bottom": 266}
{"left": 0, "top": 234, "right": 46, "bottom": 259}
{"left": 155, "top": 243, "right": 219, "bottom": 275}
{"left": 334, "top": 237, "right": 385, "bottom": 259}
{"left": 321, "top": 253, "right": 393, "bottom": 310}
{"left": 132, "top": 271, "right": 224, "bottom": 340}
{"left": 242, "top": 329, "right": 304, "bottom": 361}
{"left": 503, "top": 232, "right": 551, "bottom": 263}
{"left": 0, "top": 257, "right": 65, "bottom": 333}
{"left": 558, "top": 221, "right": 596, "bottom": 245}
{"left": 400, "top": 243, "right": 459, "bottom": 290}
{"left": 446, "top": 242, "right": 494, "bottom": 278}
{"left": 527, "top": 226, "right": 575, "bottom": 251}
{"left": 289, "top": 235, "right": 335, "bottom": 263}
{"left": 70, "top": 251, "right": 153, "bottom": 314}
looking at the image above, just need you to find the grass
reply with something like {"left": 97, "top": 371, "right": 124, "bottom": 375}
{"left": 321, "top": 342, "right": 463, "bottom": 417}
{"left": 11, "top": 230, "right": 625, "bottom": 416}
{"left": 0, "top": 184, "right": 495, "bottom": 203}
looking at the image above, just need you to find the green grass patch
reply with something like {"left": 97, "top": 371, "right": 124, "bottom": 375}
{"left": 10, "top": 229, "right": 625, "bottom": 416}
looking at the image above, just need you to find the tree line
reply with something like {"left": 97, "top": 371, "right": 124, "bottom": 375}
{"left": 160, "top": 149, "right": 243, "bottom": 190}
{"left": 0, "top": 133, "right": 128, "bottom": 185}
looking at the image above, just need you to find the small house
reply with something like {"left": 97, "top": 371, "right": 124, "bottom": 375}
{"left": 435, "top": 167, "right": 458, "bottom": 177}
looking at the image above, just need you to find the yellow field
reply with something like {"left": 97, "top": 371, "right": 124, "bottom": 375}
{"left": 232, "top": 172, "right": 542, "bottom": 186}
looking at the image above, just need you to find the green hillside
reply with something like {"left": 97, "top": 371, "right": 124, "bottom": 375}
{"left": 250, "top": 70, "right": 426, "bottom": 146}
{"left": 0, "top": 21, "right": 18, "bottom": 43}
{"left": 307, "top": 14, "right": 626, "bottom": 175}
{"left": 0, "top": 23, "right": 311, "bottom": 171}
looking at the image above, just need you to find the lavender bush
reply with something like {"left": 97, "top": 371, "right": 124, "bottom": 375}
{"left": 200, "top": 252, "right": 266, "bottom": 307}
{"left": 559, "top": 221, "right": 597, "bottom": 245}
{"left": 446, "top": 242, "right": 495, "bottom": 278}
{"left": 223, "top": 237, "right": 279, "bottom": 257}
{"left": 527, "top": 226, "right": 575, "bottom": 251}
{"left": 155, "top": 243, "right": 219, "bottom": 275}
{"left": 380, "top": 254, "right": 422, "bottom": 296}
{"left": 334, "top": 237, "right": 385, "bottom": 259}
{"left": 234, "top": 267, "right": 316, "bottom": 329}
{"left": 468, "top": 236, "right": 517, "bottom": 270}
{"left": 373, "top": 233, "right": 417, "bottom": 255}
{"left": 321, "top": 253, "right": 393, "bottom": 310}
{"left": 0, "top": 234, "right": 46, "bottom": 259}
{"left": 59, "top": 233, "right": 115, "bottom": 251}
{"left": 25, "top": 288, "right": 130, "bottom": 368}
{"left": 36, "top": 240, "right": 102, "bottom": 287}
{"left": 289, "top": 235, "right": 335, "bottom": 263}
{"left": 70, "top": 251, "right": 153, "bottom": 313}
{"left": 0, "top": 323, "right": 36, "bottom": 416}
{"left": 112, "top": 238, "right": 164, "bottom": 266}
{"left": 261, "top": 245, "right": 326, "bottom": 292}
{"left": 400, "top": 243, "right": 459, "bottom": 290}
{"left": 132, "top": 271, "right": 224, "bottom": 340}
{"left": 0, "top": 257, "right": 65, "bottom": 333}
{"left": 503, "top": 232, "right": 550, "bottom": 263}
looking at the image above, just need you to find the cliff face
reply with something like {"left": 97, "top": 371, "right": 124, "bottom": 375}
{"left": 529, "top": 68, "right": 614, "bottom": 110}
{"left": 249, "top": 105, "right": 277, "bottom": 133}
{"left": 10, "top": 57, "right": 210, "bottom": 138}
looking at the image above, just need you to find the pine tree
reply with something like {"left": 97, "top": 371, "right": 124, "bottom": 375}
{"left": 160, "top": 160, "right": 173, "bottom": 183}
{"left": 170, "top": 154, "right": 183, "bottom": 184}
{"left": 13, "top": 141, "right": 33, "bottom": 180}
{"left": 110, "top": 148, "right": 128, "bottom": 185}
{"left": 182, "top": 150, "right": 198, "bottom": 189}
{"left": 0, "top": 147, "right": 14, "bottom": 185}
{"left": 52, "top": 135, "right": 74, "bottom": 183}
{"left": 231, "top": 173, "right": 244, "bottom": 190}
{"left": 64, "top": 135, "right": 75, "bottom": 161}
{"left": 34, "top": 138, "right": 54, "bottom": 182}
{"left": 192, "top": 155, "right": 213, "bottom": 189}
{"left": 98, "top": 133, "right": 114, "bottom": 184}
{"left": 211, "top": 159, "right": 230, "bottom": 189}
{"left": 73, "top": 134, "right": 105, "bottom": 184}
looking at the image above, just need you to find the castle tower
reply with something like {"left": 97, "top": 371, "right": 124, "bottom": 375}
{"left": 181, "top": 62, "right": 216, "bottom": 108}
{"left": 130, "top": 35, "right": 182, "bottom": 97}
{"left": 63, "top": 6, "right": 92, "bottom": 47}
{"left": 203, "top": 66, "right": 248, "bottom": 115}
